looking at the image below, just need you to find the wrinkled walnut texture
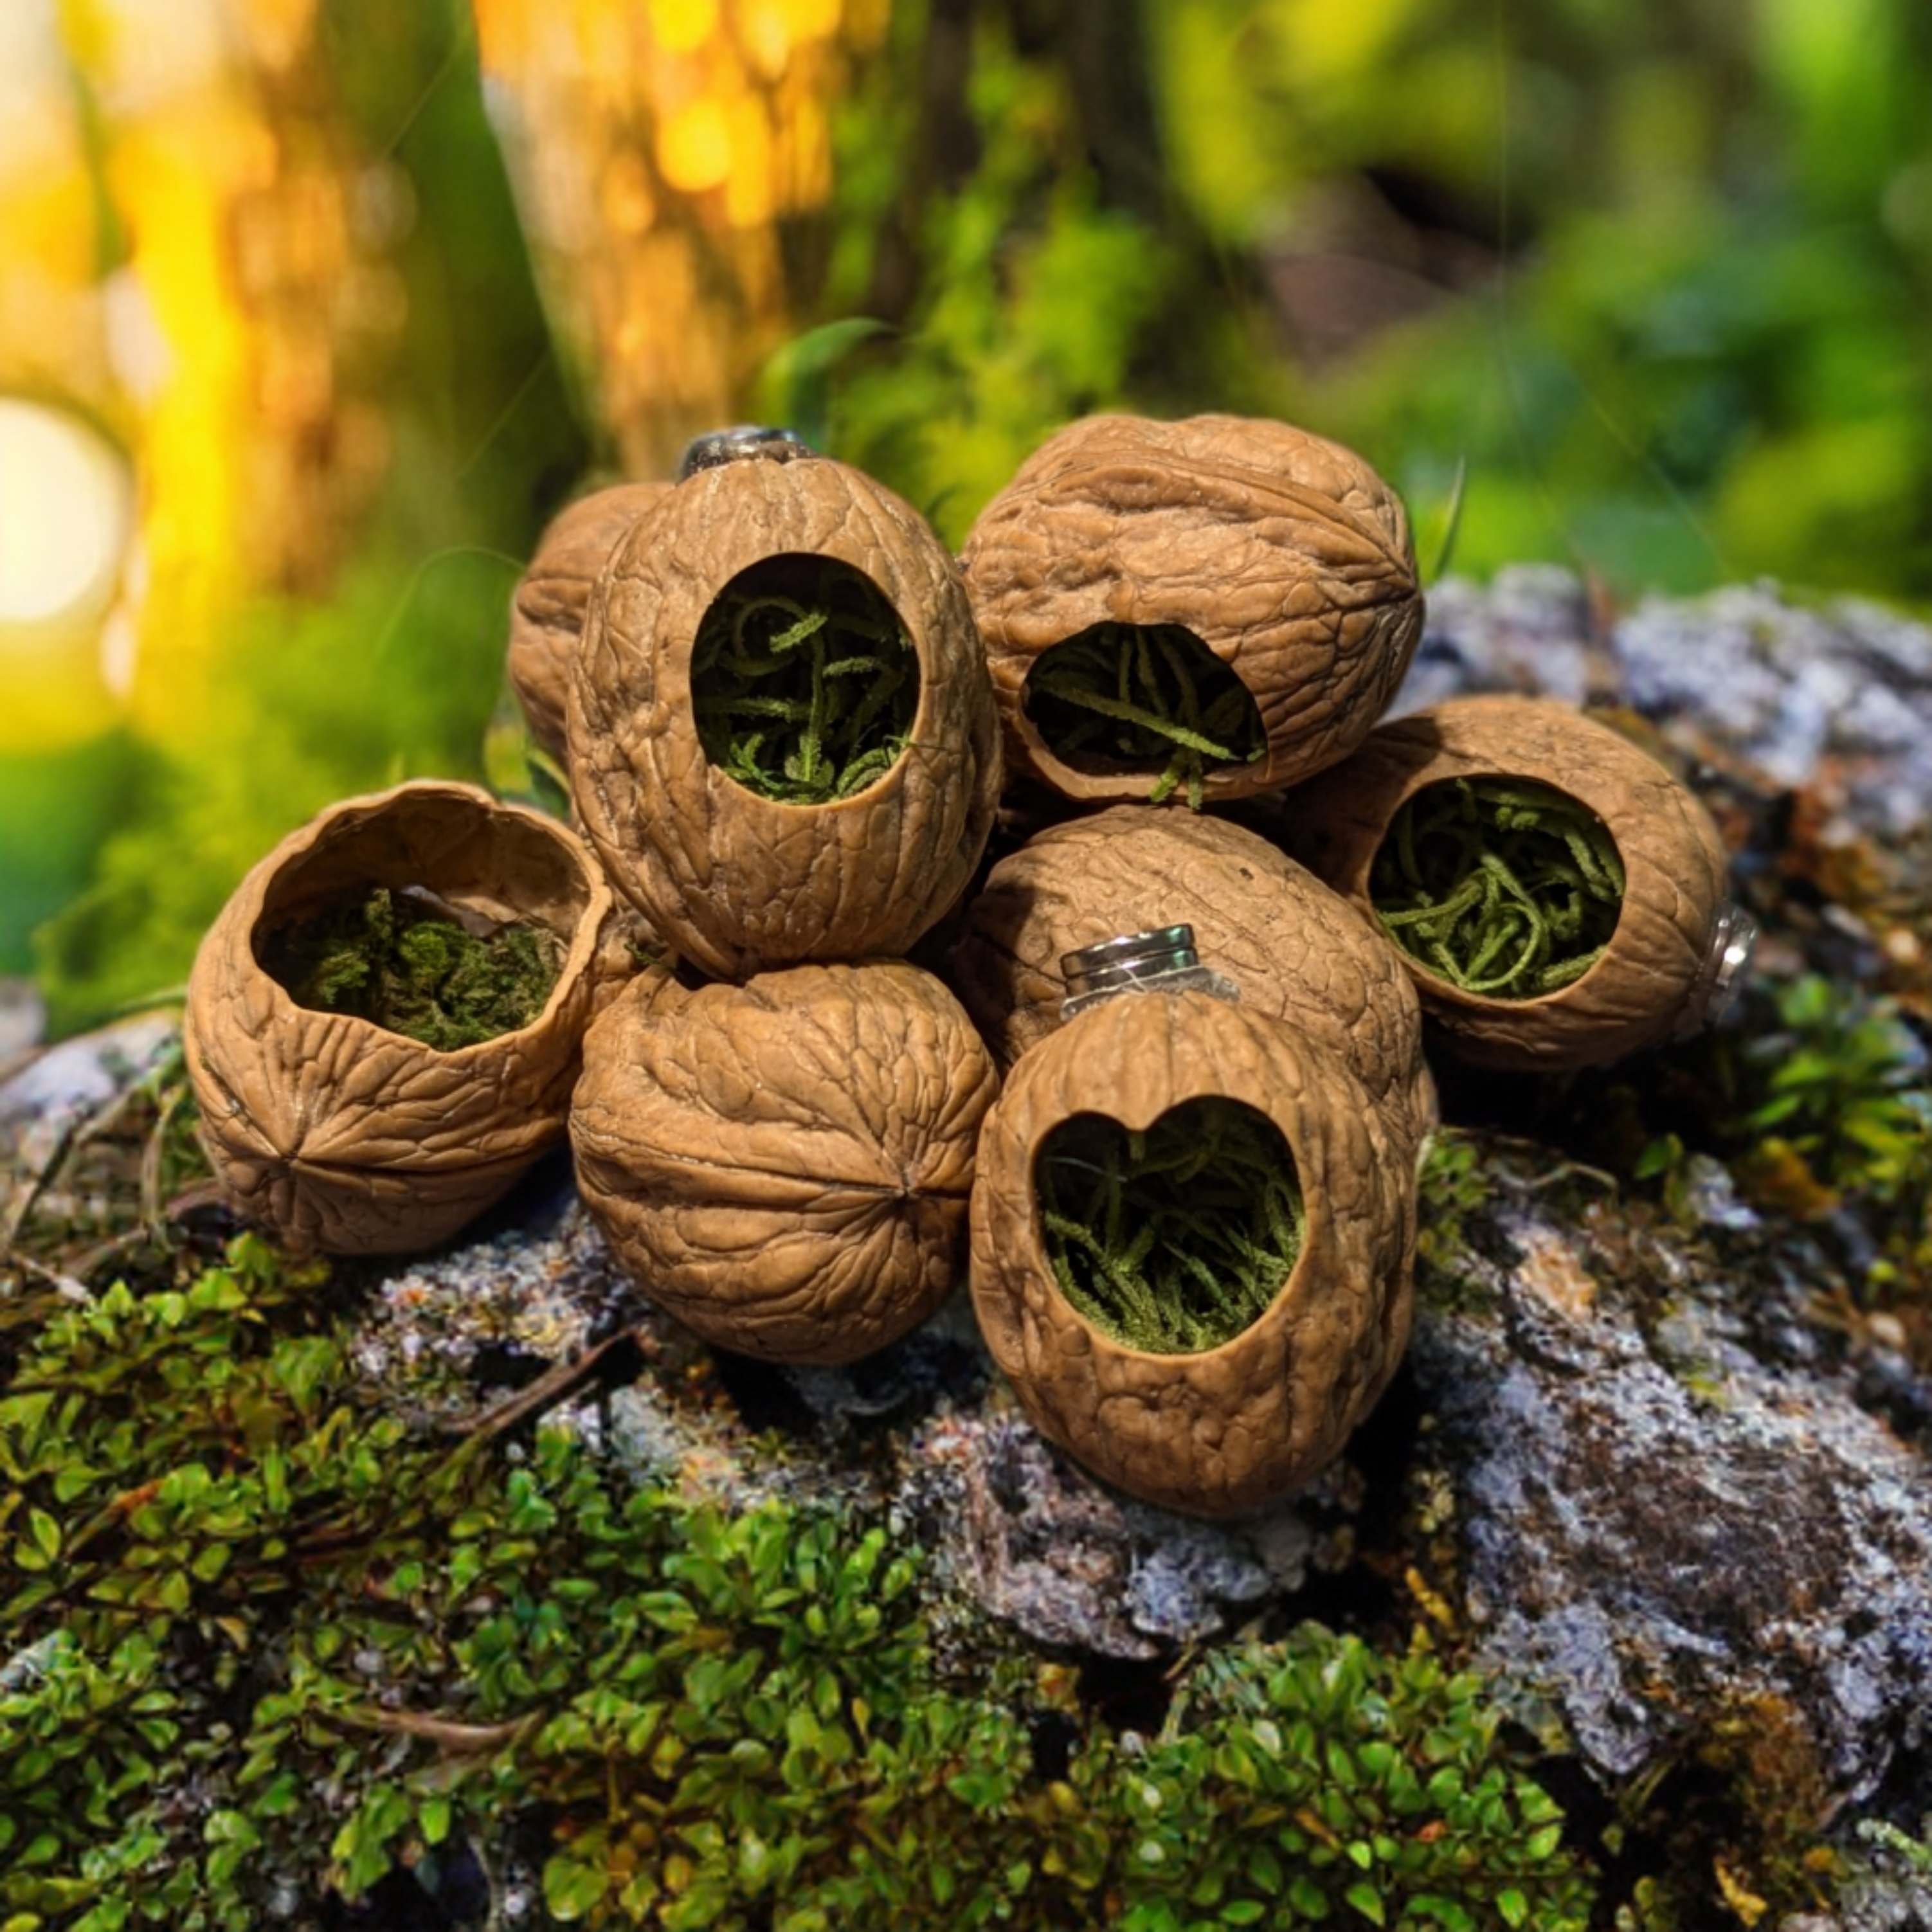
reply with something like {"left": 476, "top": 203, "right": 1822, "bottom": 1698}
{"left": 572, "top": 960, "right": 1000, "bottom": 1366}
{"left": 509, "top": 482, "right": 671, "bottom": 759}
{"left": 568, "top": 457, "right": 1002, "bottom": 979}
{"left": 185, "top": 781, "right": 614, "bottom": 1257}
{"left": 961, "top": 413, "right": 1423, "bottom": 803}
{"left": 949, "top": 805, "right": 1436, "bottom": 1159}
{"left": 971, "top": 989, "right": 1414, "bottom": 1518}
{"left": 1276, "top": 694, "right": 1732, "bottom": 1069}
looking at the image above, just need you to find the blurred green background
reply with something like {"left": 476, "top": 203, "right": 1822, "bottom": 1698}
{"left": 1, "top": 0, "right": 1927, "bottom": 1037}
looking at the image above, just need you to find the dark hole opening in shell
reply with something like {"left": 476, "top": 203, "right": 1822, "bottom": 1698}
{"left": 1032, "top": 1096, "right": 1305, "bottom": 1355}
{"left": 1020, "top": 622, "right": 1267, "bottom": 809}
{"left": 689, "top": 552, "right": 921, "bottom": 806}
{"left": 1369, "top": 775, "right": 1625, "bottom": 1000}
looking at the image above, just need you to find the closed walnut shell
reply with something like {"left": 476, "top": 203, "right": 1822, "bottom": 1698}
{"left": 572, "top": 959, "right": 999, "bottom": 1366}
{"left": 949, "top": 806, "right": 1435, "bottom": 1159}
{"left": 509, "top": 482, "right": 673, "bottom": 759}
{"left": 1276, "top": 694, "right": 1734, "bottom": 1070}
{"left": 185, "top": 781, "right": 615, "bottom": 1257}
{"left": 567, "top": 456, "right": 1002, "bottom": 979}
{"left": 970, "top": 989, "right": 1414, "bottom": 1518}
{"left": 961, "top": 413, "right": 1423, "bottom": 804}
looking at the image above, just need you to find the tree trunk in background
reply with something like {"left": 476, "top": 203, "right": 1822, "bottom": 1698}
{"left": 472, "top": 0, "right": 893, "bottom": 480}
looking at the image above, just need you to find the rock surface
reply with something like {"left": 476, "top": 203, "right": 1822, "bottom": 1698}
{"left": 1410, "top": 1142, "right": 1932, "bottom": 1806}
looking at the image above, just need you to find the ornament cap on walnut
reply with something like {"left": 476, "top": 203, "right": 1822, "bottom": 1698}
{"left": 185, "top": 781, "right": 615, "bottom": 1258}
{"left": 949, "top": 804, "right": 1436, "bottom": 1160}
{"left": 567, "top": 456, "right": 1002, "bottom": 979}
{"left": 970, "top": 989, "right": 1415, "bottom": 1519}
{"left": 961, "top": 413, "right": 1424, "bottom": 804}
{"left": 1276, "top": 694, "right": 1735, "bottom": 1070}
{"left": 572, "top": 959, "right": 1000, "bottom": 1367}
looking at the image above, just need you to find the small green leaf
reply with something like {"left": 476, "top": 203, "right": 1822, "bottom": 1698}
{"left": 1344, "top": 1881, "right": 1386, "bottom": 1925}
{"left": 543, "top": 1854, "right": 611, "bottom": 1921}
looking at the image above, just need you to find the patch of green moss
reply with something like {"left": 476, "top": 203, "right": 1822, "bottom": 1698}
{"left": 1371, "top": 779, "right": 1623, "bottom": 998}
{"left": 1035, "top": 1097, "right": 1304, "bottom": 1353}
{"left": 260, "top": 886, "right": 563, "bottom": 1050}
{"left": 0, "top": 1230, "right": 1597, "bottom": 1931}
{"left": 690, "top": 554, "right": 919, "bottom": 804}
{"left": 1022, "top": 622, "right": 1267, "bottom": 809}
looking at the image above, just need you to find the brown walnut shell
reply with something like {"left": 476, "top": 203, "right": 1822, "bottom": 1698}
{"left": 572, "top": 959, "right": 999, "bottom": 1366}
{"left": 567, "top": 457, "right": 1002, "bottom": 979}
{"left": 949, "top": 805, "right": 1436, "bottom": 1159}
{"left": 185, "top": 781, "right": 615, "bottom": 1257}
{"left": 960, "top": 413, "right": 1423, "bottom": 804}
{"left": 509, "top": 482, "right": 672, "bottom": 759}
{"left": 1276, "top": 694, "right": 1732, "bottom": 1070}
{"left": 970, "top": 989, "right": 1414, "bottom": 1519}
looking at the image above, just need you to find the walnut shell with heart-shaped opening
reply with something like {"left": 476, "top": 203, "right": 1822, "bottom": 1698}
{"left": 961, "top": 413, "right": 1423, "bottom": 806}
{"left": 185, "top": 780, "right": 615, "bottom": 1256}
{"left": 568, "top": 455, "right": 1002, "bottom": 979}
{"left": 970, "top": 988, "right": 1414, "bottom": 1518}
{"left": 572, "top": 958, "right": 999, "bottom": 1364}
{"left": 1275, "top": 694, "right": 1735, "bottom": 1069}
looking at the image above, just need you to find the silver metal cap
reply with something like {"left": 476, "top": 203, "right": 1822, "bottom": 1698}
{"left": 677, "top": 426, "right": 814, "bottom": 478}
{"left": 1673, "top": 899, "right": 1760, "bottom": 1038}
{"left": 1061, "top": 926, "right": 1200, "bottom": 1001}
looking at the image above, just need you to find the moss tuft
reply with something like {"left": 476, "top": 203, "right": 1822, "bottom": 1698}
{"left": 261, "top": 887, "right": 563, "bottom": 1049}
{"left": 690, "top": 554, "right": 919, "bottom": 804}
{"left": 1022, "top": 622, "right": 1266, "bottom": 809}
{"left": 1371, "top": 777, "right": 1624, "bottom": 998}
{"left": 1034, "top": 1097, "right": 1304, "bottom": 1353}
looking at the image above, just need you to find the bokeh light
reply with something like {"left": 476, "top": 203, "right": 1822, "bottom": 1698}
{"left": 0, "top": 399, "right": 131, "bottom": 627}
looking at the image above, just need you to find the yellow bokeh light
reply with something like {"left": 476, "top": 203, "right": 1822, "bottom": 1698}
{"left": 658, "top": 98, "right": 734, "bottom": 192}
{"left": 648, "top": 0, "right": 719, "bottom": 56}
{"left": 0, "top": 399, "right": 130, "bottom": 626}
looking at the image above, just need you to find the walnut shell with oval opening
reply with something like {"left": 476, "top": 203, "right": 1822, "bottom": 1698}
{"left": 572, "top": 959, "right": 999, "bottom": 1365}
{"left": 970, "top": 988, "right": 1414, "bottom": 1518}
{"left": 961, "top": 413, "right": 1423, "bottom": 806}
{"left": 568, "top": 456, "right": 1002, "bottom": 979}
{"left": 1275, "top": 694, "right": 1734, "bottom": 1070}
{"left": 509, "top": 482, "right": 673, "bottom": 759}
{"left": 948, "top": 805, "right": 1435, "bottom": 1159}
{"left": 185, "top": 781, "right": 615, "bottom": 1257}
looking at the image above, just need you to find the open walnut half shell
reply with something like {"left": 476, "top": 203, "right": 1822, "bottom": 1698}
{"left": 1276, "top": 694, "right": 1742, "bottom": 1070}
{"left": 971, "top": 989, "right": 1414, "bottom": 1518}
{"left": 185, "top": 781, "right": 615, "bottom": 1256}
{"left": 961, "top": 413, "right": 1423, "bottom": 806}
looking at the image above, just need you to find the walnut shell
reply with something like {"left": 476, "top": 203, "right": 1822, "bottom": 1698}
{"left": 1276, "top": 694, "right": 1733, "bottom": 1070}
{"left": 961, "top": 413, "right": 1423, "bottom": 804}
{"left": 185, "top": 781, "right": 615, "bottom": 1257}
{"left": 567, "top": 457, "right": 1002, "bottom": 979}
{"left": 509, "top": 482, "right": 672, "bottom": 758}
{"left": 970, "top": 989, "right": 1414, "bottom": 1518}
{"left": 948, "top": 806, "right": 1436, "bottom": 1158}
{"left": 572, "top": 959, "right": 999, "bottom": 1366}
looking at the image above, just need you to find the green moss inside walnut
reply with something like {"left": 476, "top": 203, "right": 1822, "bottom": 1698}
{"left": 1035, "top": 1097, "right": 1305, "bottom": 1355}
{"left": 1369, "top": 777, "right": 1625, "bottom": 1000}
